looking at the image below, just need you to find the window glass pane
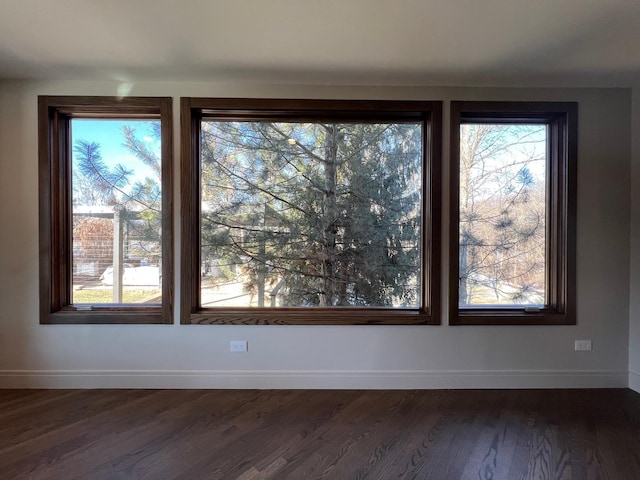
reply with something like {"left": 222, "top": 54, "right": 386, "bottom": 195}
{"left": 71, "top": 119, "right": 162, "bottom": 304}
{"left": 200, "top": 121, "right": 422, "bottom": 308}
{"left": 459, "top": 123, "right": 547, "bottom": 307}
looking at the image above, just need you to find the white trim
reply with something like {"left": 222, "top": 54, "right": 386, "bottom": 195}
{"left": 630, "top": 371, "right": 640, "bottom": 393}
{"left": 0, "top": 369, "right": 628, "bottom": 389}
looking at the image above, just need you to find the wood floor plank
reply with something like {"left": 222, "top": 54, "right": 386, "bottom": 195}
{"left": 0, "top": 390, "right": 175, "bottom": 479}
{"left": 0, "top": 389, "right": 639, "bottom": 480}
{"left": 40, "top": 390, "right": 233, "bottom": 480}
{"left": 87, "top": 389, "right": 284, "bottom": 480}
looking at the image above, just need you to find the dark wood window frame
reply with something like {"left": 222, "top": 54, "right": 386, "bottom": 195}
{"left": 38, "top": 96, "right": 173, "bottom": 324}
{"left": 181, "top": 98, "right": 442, "bottom": 325}
{"left": 449, "top": 101, "right": 577, "bottom": 325}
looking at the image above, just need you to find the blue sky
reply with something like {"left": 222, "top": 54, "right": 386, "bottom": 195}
{"left": 71, "top": 119, "right": 161, "bottom": 184}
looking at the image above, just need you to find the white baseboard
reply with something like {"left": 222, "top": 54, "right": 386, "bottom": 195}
{"left": 630, "top": 371, "right": 640, "bottom": 393}
{"left": 0, "top": 369, "right": 629, "bottom": 389}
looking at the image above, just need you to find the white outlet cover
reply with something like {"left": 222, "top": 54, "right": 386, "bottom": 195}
{"left": 574, "top": 340, "right": 592, "bottom": 351}
{"left": 230, "top": 340, "right": 248, "bottom": 352}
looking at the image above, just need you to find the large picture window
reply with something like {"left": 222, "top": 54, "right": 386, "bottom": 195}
{"left": 449, "top": 101, "right": 577, "bottom": 325}
{"left": 181, "top": 99, "right": 441, "bottom": 325}
{"left": 39, "top": 96, "right": 173, "bottom": 324}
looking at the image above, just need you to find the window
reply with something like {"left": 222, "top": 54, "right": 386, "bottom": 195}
{"left": 449, "top": 101, "right": 577, "bottom": 325}
{"left": 39, "top": 96, "right": 173, "bottom": 324}
{"left": 181, "top": 98, "right": 441, "bottom": 325}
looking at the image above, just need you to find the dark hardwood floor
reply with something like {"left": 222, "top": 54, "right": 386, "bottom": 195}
{"left": 1, "top": 389, "right": 639, "bottom": 480}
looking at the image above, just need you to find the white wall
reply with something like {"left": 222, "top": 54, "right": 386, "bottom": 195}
{"left": 629, "top": 86, "right": 640, "bottom": 393}
{"left": 0, "top": 80, "right": 631, "bottom": 389}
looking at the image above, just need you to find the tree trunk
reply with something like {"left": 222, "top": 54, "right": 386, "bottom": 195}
{"left": 319, "top": 125, "right": 339, "bottom": 306}
{"left": 459, "top": 229, "right": 469, "bottom": 305}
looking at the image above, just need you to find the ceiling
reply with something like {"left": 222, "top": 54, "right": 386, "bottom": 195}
{"left": 1, "top": 0, "right": 639, "bottom": 86}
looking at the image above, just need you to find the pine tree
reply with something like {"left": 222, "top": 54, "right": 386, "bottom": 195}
{"left": 72, "top": 124, "right": 163, "bottom": 275}
{"left": 200, "top": 120, "right": 422, "bottom": 307}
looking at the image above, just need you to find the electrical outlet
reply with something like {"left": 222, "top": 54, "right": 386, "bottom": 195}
{"left": 230, "top": 340, "right": 248, "bottom": 352}
{"left": 574, "top": 340, "right": 592, "bottom": 351}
